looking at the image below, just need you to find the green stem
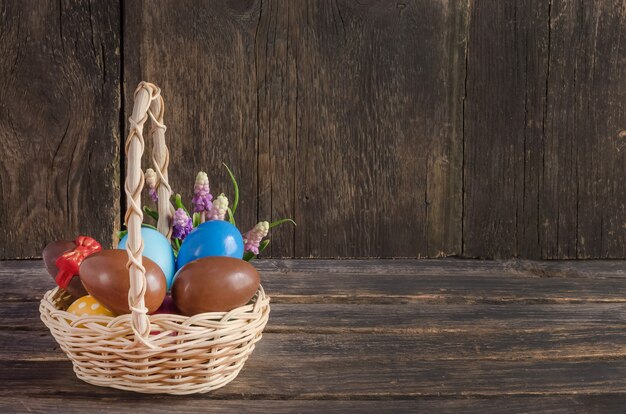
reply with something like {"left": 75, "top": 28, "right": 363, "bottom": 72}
{"left": 269, "top": 218, "right": 297, "bottom": 229}
{"left": 223, "top": 163, "right": 239, "bottom": 216}
{"left": 172, "top": 194, "right": 189, "bottom": 215}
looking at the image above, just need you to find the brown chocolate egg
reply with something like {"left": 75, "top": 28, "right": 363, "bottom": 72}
{"left": 42, "top": 240, "right": 88, "bottom": 298}
{"left": 79, "top": 249, "right": 166, "bottom": 315}
{"left": 172, "top": 256, "right": 260, "bottom": 315}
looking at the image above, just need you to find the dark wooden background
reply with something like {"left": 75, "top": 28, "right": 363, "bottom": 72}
{"left": 1, "top": 0, "right": 625, "bottom": 260}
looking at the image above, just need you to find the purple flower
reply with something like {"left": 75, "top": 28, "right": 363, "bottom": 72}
{"left": 145, "top": 168, "right": 159, "bottom": 202}
{"left": 172, "top": 208, "right": 193, "bottom": 240}
{"left": 192, "top": 171, "right": 213, "bottom": 215}
{"left": 243, "top": 221, "right": 269, "bottom": 255}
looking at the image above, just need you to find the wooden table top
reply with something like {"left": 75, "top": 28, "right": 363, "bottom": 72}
{"left": 1, "top": 259, "right": 625, "bottom": 413}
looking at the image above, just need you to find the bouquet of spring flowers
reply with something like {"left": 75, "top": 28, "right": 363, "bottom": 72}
{"left": 120, "top": 163, "right": 295, "bottom": 261}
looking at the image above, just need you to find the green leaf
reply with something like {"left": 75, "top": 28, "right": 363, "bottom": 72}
{"left": 172, "top": 238, "right": 181, "bottom": 256}
{"left": 223, "top": 163, "right": 239, "bottom": 216}
{"left": 258, "top": 239, "right": 270, "bottom": 252}
{"left": 192, "top": 212, "right": 201, "bottom": 228}
{"left": 269, "top": 218, "right": 297, "bottom": 229}
{"left": 173, "top": 194, "right": 189, "bottom": 215}
{"left": 227, "top": 207, "right": 236, "bottom": 226}
{"left": 143, "top": 206, "right": 159, "bottom": 221}
{"left": 243, "top": 239, "right": 270, "bottom": 261}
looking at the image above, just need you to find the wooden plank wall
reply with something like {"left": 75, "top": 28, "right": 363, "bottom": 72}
{"left": 464, "top": 0, "right": 626, "bottom": 259}
{"left": 0, "top": 0, "right": 121, "bottom": 259}
{"left": 0, "top": 0, "right": 624, "bottom": 259}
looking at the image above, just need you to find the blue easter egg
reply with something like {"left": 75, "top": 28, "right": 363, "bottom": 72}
{"left": 176, "top": 220, "right": 244, "bottom": 270}
{"left": 118, "top": 227, "right": 176, "bottom": 290}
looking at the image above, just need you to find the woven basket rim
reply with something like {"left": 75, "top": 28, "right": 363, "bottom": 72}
{"left": 39, "top": 284, "right": 270, "bottom": 394}
{"left": 41, "top": 285, "right": 269, "bottom": 329}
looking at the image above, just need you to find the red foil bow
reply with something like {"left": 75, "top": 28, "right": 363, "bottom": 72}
{"left": 55, "top": 236, "right": 102, "bottom": 289}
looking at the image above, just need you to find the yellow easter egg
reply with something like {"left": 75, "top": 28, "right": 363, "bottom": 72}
{"left": 67, "top": 295, "right": 115, "bottom": 318}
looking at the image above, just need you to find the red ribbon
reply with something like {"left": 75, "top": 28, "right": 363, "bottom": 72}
{"left": 55, "top": 236, "right": 102, "bottom": 289}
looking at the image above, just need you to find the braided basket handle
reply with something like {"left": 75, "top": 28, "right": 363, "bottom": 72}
{"left": 124, "top": 82, "right": 174, "bottom": 346}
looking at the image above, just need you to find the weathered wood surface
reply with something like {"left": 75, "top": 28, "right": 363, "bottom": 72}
{"left": 1, "top": 0, "right": 626, "bottom": 260}
{"left": 124, "top": 0, "right": 466, "bottom": 258}
{"left": 5, "top": 328, "right": 626, "bottom": 362}
{"left": 5, "top": 301, "right": 626, "bottom": 332}
{"left": 3, "top": 396, "right": 625, "bottom": 414}
{"left": 0, "top": 0, "right": 121, "bottom": 259}
{"left": 1, "top": 259, "right": 625, "bottom": 412}
{"left": 463, "top": 0, "right": 626, "bottom": 259}
{"left": 4, "top": 259, "right": 626, "bottom": 304}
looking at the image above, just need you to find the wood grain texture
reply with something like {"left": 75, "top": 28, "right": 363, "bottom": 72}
{"left": 6, "top": 395, "right": 626, "bottom": 414}
{"left": 3, "top": 358, "right": 626, "bottom": 398}
{"left": 6, "top": 396, "right": 625, "bottom": 414}
{"left": 3, "top": 258, "right": 626, "bottom": 408}
{"left": 542, "top": 0, "right": 626, "bottom": 259}
{"left": 5, "top": 327, "right": 626, "bottom": 363}
{"left": 3, "top": 259, "right": 626, "bottom": 303}
{"left": 463, "top": 0, "right": 549, "bottom": 259}
{"left": 123, "top": 0, "right": 260, "bottom": 238}
{"left": 1, "top": 258, "right": 623, "bottom": 305}
{"left": 256, "top": 0, "right": 467, "bottom": 258}
{"left": 123, "top": 0, "right": 467, "bottom": 258}
{"left": 0, "top": 0, "right": 121, "bottom": 259}
{"left": 6, "top": 301, "right": 626, "bottom": 333}
{"left": 463, "top": 0, "right": 626, "bottom": 259}
{"left": 2, "top": 0, "right": 625, "bottom": 259}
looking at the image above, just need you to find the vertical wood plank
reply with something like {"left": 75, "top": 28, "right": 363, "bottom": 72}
{"left": 256, "top": 0, "right": 467, "bottom": 257}
{"left": 463, "top": 0, "right": 626, "bottom": 259}
{"left": 254, "top": 0, "right": 298, "bottom": 257}
{"left": 0, "top": 0, "right": 121, "bottom": 259}
{"left": 542, "top": 0, "right": 626, "bottom": 258}
{"left": 123, "top": 0, "right": 259, "bottom": 238}
{"left": 463, "top": 0, "right": 550, "bottom": 258}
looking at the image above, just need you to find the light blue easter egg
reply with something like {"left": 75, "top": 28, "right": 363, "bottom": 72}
{"left": 118, "top": 227, "right": 176, "bottom": 290}
{"left": 176, "top": 220, "right": 244, "bottom": 270}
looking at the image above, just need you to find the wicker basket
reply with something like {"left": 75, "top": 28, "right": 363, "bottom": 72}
{"left": 39, "top": 81, "right": 270, "bottom": 394}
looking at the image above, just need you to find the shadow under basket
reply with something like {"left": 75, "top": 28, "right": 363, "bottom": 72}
{"left": 39, "top": 286, "right": 270, "bottom": 394}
